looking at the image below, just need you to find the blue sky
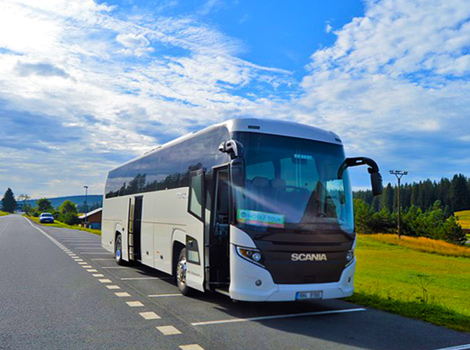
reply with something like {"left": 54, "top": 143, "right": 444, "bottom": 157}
{"left": 0, "top": 0, "right": 469, "bottom": 198}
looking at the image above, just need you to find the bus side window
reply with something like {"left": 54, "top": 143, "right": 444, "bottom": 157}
{"left": 188, "top": 169, "right": 204, "bottom": 220}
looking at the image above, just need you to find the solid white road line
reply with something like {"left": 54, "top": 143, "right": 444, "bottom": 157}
{"left": 191, "top": 308, "right": 367, "bottom": 326}
{"left": 115, "top": 292, "right": 131, "bottom": 297}
{"left": 126, "top": 301, "right": 144, "bottom": 307}
{"left": 434, "top": 345, "right": 470, "bottom": 350}
{"left": 139, "top": 312, "right": 161, "bottom": 320}
{"left": 121, "top": 277, "right": 172, "bottom": 281}
{"left": 156, "top": 326, "right": 181, "bottom": 335}
{"left": 179, "top": 345, "right": 205, "bottom": 350}
{"left": 148, "top": 294, "right": 183, "bottom": 298}
{"left": 102, "top": 266, "right": 128, "bottom": 269}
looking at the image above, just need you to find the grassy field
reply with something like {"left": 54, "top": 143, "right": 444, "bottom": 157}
{"left": 25, "top": 215, "right": 101, "bottom": 235}
{"left": 456, "top": 210, "right": 470, "bottom": 229}
{"left": 0, "top": 211, "right": 10, "bottom": 216}
{"left": 348, "top": 234, "right": 470, "bottom": 332}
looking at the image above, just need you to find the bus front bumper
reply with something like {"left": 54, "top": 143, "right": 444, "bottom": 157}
{"left": 229, "top": 245, "right": 356, "bottom": 302}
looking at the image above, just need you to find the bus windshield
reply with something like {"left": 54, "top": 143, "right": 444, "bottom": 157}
{"left": 232, "top": 132, "right": 354, "bottom": 234}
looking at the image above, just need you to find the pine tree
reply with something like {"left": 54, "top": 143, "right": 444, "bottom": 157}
{"left": 450, "top": 174, "right": 469, "bottom": 212}
{"left": 1, "top": 188, "right": 17, "bottom": 213}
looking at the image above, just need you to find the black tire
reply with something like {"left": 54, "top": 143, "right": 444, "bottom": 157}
{"left": 115, "top": 234, "right": 125, "bottom": 266}
{"left": 176, "top": 248, "right": 192, "bottom": 296}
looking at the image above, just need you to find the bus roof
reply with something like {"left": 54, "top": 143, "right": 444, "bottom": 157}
{"left": 109, "top": 118, "right": 342, "bottom": 172}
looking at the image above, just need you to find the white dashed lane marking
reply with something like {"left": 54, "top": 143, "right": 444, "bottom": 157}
{"left": 156, "top": 326, "right": 181, "bottom": 335}
{"left": 179, "top": 345, "right": 205, "bottom": 350}
{"left": 139, "top": 312, "right": 161, "bottom": 320}
{"left": 78, "top": 262, "right": 87, "bottom": 265}
{"left": 106, "top": 285, "right": 120, "bottom": 290}
{"left": 82, "top": 265, "right": 92, "bottom": 268}
{"left": 115, "top": 292, "right": 131, "bottom": 297}
{"left": 99, "top": 279, "right": 112, "bottom": 283}
{"left": 92, "top": 274, "right": 104, "bottom": 277}
{"left": 87, "top": 269, "right": 98, "bottom": 272}
{"left": 126, "top": 301, "right": 144, "bottom": 307}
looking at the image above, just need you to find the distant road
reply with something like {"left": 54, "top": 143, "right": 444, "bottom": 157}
{"left": 1, "top": 214, "right": 469, "bottom": 350}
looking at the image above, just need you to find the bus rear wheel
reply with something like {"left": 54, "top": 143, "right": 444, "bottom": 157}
{"left": 115, "top": 234, "right": 124, "bottom": 266}
{"left": 176, "top": 248, "right": 192, "bottom": 296}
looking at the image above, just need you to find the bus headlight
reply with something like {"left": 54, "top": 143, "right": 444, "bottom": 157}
{"left": 345, "top": 249, "right": 354, "bottom": 266}
{"left": 236, "top": 246, "right": 265, "bottom": 267}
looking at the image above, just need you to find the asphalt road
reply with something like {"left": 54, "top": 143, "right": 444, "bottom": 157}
{"left": 1, "top": 214, "right": 469, "bottom": 350}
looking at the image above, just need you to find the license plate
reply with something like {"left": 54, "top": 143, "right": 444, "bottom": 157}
{"left": 296, "top": 291, "right": 323, "bottom": 300}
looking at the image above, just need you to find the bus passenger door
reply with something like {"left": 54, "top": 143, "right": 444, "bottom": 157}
{"left": 206, "top": 166, "right": 230, "bottom": 291}
{"left": 128, "top": 196, "right": 143, "bottom": 261}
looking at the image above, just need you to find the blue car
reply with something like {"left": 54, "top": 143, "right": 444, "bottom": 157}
{"left": 39, "top": 213, "right": 55, "bottom": 223}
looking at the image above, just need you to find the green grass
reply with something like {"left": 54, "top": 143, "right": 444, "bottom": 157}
{"left": 25, "top": 215, "right": 101, "bottom": 235}
{"left": 347, "top": 234, "right": 470, "bottom": 332}
{"left": 455, "top": 210, "right": 470, "bottom": 229}
{"left": 0, "top": 211, "right": 10, "bottom": 216}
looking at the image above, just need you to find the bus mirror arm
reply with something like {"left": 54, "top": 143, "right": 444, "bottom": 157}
{"left": 338, "top": 157, "right": 383, "bottom": 196}
{"left": 219, "top": 140, "right": 244, "bottom": 160}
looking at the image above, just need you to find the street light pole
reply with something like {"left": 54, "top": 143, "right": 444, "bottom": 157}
{"left": 84, "top": 185, "right": 88, "bottom": 227}
{"left": 389, "top": 170, "right": 408, "bottom": 239}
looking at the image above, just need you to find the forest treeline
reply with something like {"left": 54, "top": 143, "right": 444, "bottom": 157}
{"left": 353, "top": 174, "right": 469, "bottom": 245}
{"left": 354, "top": 174, "right": 470, "bottom": 214}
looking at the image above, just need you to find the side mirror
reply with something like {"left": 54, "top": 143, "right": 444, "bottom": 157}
{"left": 219, "top": 139, "right": 244, "bottom": 159}
{"left": 338, "top": 157, "right": 383, "bottom": 196}
{"left": 370, "top": 171, "right": 383, "bottom": 196}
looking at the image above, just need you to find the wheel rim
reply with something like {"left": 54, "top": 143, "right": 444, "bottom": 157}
{"left": 116, "top": 237, "right": 121, "bottom": 261}
{"left": 177, "top": 256, "right": 187, "bottom": 287}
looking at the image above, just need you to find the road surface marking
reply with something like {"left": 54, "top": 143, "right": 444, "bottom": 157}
{"left": 99, "top": 279, "right": 112, "bottom": 283}
{"left": 139, "top": 312, "right": 161, "bottom": 320}
{"left": 87, "top": 269, "right": 98, "bottom": 272}
{"left": 435, "top": 345, "right": 470, "bottom": 350}
{"left": 82, "top": 265, "right": 93, "bottom": 268}
{"left": 102, "top": 266, "right": 128, "bottom": 269}
{"left": 126, "top": 301, "right": 144, "bottom": 307}
{"left": 191, "top": 308, "right": 367, "bottom": 326}
{"left": 156, "top": 326, "right": 181, "bottom": 335}
{"left": 74, "top": 259, "right": 83, "bottom": 262}
{"left": 78, "top": 262, "right": 87, "bottom": 265}
{"left": 93, "top": 274, "right": 104, "bottom": 277}
{"left": 115, "top": 292, "right": 131, "bottom": 297}
{"left": 121, "top": 277, "right": 172, "bottom": 281}
{"left": 180, "top": 345, "right": 205, "bottom": 350}
{"left": 148, "top": 294, "right": 183, "bottom": 298}
{"left": 106, "top": 285, "right": 121, "bottom": 290}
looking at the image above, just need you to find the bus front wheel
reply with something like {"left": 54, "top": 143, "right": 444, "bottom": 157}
{"left": 176, "top": 248, "right": 192, "bottom": 296}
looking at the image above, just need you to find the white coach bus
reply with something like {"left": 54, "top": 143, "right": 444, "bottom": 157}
{"left": 102, "top": 118, "right": 382, "bottom": 302}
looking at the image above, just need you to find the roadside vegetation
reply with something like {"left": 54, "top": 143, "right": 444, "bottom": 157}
{"left": 25, "top": 215, "right": 101, "bottom": 235}
{"left": 348, "top": 234, "right": 470, "bottom": 333}
{"left": 0, "top": 211, "right": 10, "bottom": 216}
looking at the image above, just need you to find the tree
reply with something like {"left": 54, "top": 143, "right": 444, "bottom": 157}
{"left": 441, "top": 216, "right": 466, "bottom": 245}
{"left": 1, "top": 188, "right": 17, "bottom": 213}
{"left": 450, "top": 174, "right": 469, "bottom": 212}
{"left": 58, "top": 200, "right": 79, "bottom": 225}
{"left": 36, "top": 198, "right": 54, "bottom": 213}
{"left": 59, "top": 200, "right": 77, "bottom": 215}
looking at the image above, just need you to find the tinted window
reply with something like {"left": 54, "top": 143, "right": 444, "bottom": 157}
{"left": 105, "top": 126, "right": 230, "bottom": 198}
